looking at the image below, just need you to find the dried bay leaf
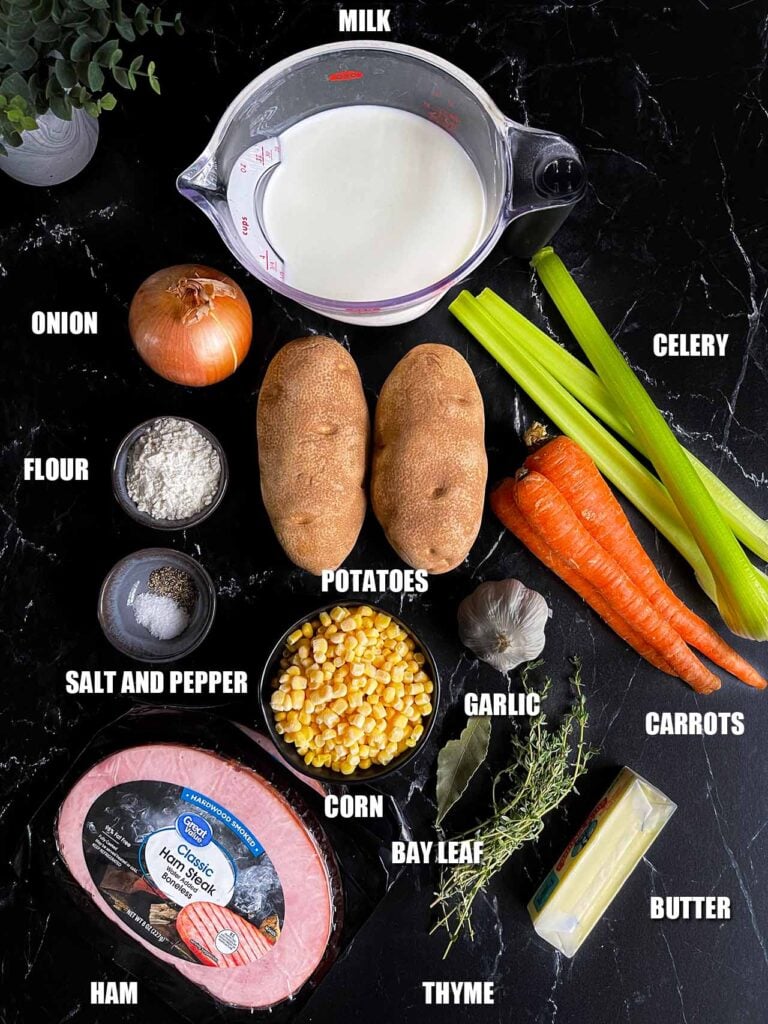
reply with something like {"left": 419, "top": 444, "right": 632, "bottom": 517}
{"left": 435, "top": 716, "right": 491, "bottom": 826}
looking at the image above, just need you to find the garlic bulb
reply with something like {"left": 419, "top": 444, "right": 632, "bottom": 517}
{"left": 458, "top": 579, "right": 549, "bottom": 672}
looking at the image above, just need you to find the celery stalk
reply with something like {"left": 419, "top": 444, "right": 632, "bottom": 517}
{"left": 532, "top": 246, "right": 768, "bottom": 640}
{"left": 477, "top": 288, "right": 768, "bottom": 563}
{"left": 448, "top": 290, "right": 717, "bottom": 601}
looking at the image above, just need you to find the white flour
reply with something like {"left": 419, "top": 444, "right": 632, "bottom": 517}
{"left": 127, "top": 417, "right": 221, "bottom": 520}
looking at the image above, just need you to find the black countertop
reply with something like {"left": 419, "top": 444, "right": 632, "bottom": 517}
{"left": 2, "top": 2, "right": 768, "bottom": 1022}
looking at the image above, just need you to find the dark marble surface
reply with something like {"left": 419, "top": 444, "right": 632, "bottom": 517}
{"left": 2, "top": 2, "right": 768, "bottom": 1022}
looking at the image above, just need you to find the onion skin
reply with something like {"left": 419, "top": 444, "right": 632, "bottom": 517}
{"left": 129, "top": 264, "right": 253, "bottom": 386}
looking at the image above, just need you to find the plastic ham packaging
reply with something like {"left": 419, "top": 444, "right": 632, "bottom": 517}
{"left": 14, "top": 709, "right": 406, "bottom": 1023}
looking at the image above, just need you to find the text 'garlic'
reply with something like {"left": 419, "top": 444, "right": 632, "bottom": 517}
{"left": 458, "top": 579, "right": 549, "bottom": 672}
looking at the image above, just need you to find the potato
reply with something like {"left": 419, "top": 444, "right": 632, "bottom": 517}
{"left": 371, "top": 344, "right": 487, "bottom": 573}
{"left": 257, "top": 336, "right": 369, "bottom": 574}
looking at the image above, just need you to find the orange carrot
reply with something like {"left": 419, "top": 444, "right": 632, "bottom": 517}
{"left": 490, "top": 479, "right": 679, "bottom": 677}
{"left": 525, "top": 436, "right": 766, "bottom": 691}
{"left": 494, "top": 471, "right": 721, "bottom": 694}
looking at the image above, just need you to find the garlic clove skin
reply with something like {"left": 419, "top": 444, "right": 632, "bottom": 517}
{"left": 458, "top": 579, "right": 550, "bottom": 673}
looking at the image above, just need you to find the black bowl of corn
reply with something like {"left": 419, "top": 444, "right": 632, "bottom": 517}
{"left": 259, "top": 603, "right": 440, "bottom": 784}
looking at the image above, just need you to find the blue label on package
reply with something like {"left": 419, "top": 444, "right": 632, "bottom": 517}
{"left": 181, "top": 788, "right": 265, "bottom": 856}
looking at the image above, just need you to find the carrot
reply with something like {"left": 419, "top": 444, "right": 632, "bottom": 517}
{"left": 490, "top": 479, "right": 680, "bottom": 677}
{"left": 494, "top": 471, "right": 721, "bottom": 694}
{"left": 525, "top": 436, "right": 767, "bottom": 691}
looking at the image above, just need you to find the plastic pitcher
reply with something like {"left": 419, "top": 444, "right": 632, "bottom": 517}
{"left": 178, "top": 41, "right": 586, "bottom": 326}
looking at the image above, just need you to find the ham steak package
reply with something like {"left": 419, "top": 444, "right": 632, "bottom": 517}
{"left": 17, "top": 709, "right": 405, "bottom": 1022}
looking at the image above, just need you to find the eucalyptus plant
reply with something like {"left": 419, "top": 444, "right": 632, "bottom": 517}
{"left": 0, "top": 0, "right": 183, "bottom": 155}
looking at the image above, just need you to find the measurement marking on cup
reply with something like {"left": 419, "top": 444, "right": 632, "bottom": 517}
{"left": 226, "top": 136, "right": 286, "bottom": 283}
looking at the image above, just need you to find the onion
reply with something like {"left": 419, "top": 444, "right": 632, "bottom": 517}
{"left": 129, "top": 264, "right": 253, "bottom": 386}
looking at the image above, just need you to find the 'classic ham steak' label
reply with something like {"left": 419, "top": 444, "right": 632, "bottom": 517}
{"left": 82, "top": 781, "right": 284, "bottom": 966}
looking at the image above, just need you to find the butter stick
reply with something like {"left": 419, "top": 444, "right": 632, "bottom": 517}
{"left": 528, "top": 767, "right": 676, "bottom": 957}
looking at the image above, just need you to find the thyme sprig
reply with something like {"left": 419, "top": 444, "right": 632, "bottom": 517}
{"left": 431, "top": 659, "right": 593, "bottom": 956}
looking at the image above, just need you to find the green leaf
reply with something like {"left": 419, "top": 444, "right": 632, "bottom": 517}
{"left": 9, "top": 43, "right": 38, "bottom": 71}
{"left": 70, "top": 33, "right": 91, "bottom": 61}
{"left": 115, "top": 17, "right": 135, "bottom": 41}
{"left": 6, "top": 106, "right": 23, "bottom": 123}
{"left": 83, "top": 0, "right": 110, "bottom": 8}
{"left": 87, "top": 59, "right": 104, "bottom": 90}
{"left": 49, "top": 90, "right": 72, "bottom": 119}
{"left": 33, "top": 0, "right": 54, "bottom": 19}
{"left": 99, "top": 89, "right": 116, "bottom": 110}
{"left": 54, "top": 58, "right": 78, "bottom": 89}
{"left": 111, "top": 64, "right": 129, "bottom": 88}
{"left": 0, "top": 96, "right": 7, "bottom": 109}
{"left": 84, "top": 99, "right": 99, "bottom": 116}
{"left": 174, "top": 12, "right": 184, "bottom": 35}
{"left": 82, "top": 16, "right": 109, "bottom": 42}
{"left": 9, "top": 96, "right": 28, "bottom": 110}
{"left": 21, "top": 114, "right": 38, "bottom": 130}
{"left": 33, "top": 19, "right": 62, "bottom": 42}
{"left": 8, "top": 20, "right": 36, "bottom": 43}
{"left": 92, "top": 37, "right": 119, "bottom": 63}
{"left": 1, "top": 73, "right": 32, "bottom": 101}
{"left": 435, "top": 716, "right": 492, "bottom": 826}
{"left": 129, "top": 54, "right": 143, "bottom": 73}
{"left": 134, "top": 1, "right": 149, "bottom": 32}
{"left": 149, "top": 73, "right": 160, "bottom": 95}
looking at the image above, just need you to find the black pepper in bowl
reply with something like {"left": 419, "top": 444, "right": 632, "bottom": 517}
{"left": 148, "top": 565, "right": 198, "bottom": 614}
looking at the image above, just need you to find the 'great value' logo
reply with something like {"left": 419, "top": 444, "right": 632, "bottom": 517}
{"left": 176, "top": 812, "right": 212, "bottom": 848}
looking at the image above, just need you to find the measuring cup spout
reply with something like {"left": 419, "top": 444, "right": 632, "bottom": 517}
{"left": 503, "top": 121, "right": 586, "bottom": 257}
{"left": 176, "top": 151, "right": 221, "bottom": 217}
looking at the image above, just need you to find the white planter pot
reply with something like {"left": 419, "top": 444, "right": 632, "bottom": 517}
{"left": 0, "top": 107, "right": 99, "bottom": 186}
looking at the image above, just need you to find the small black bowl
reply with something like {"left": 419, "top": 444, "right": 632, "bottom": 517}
{"left": 259, "top": 604, "right": 440, "bottom": 785}
{"left": 98, "top": 548, "right": 216, "bottom": 662}
{"left": 112, "top": 416, "right": 228, "bottom": 531}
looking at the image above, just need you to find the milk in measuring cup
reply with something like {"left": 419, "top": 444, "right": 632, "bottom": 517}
{"left": 257, "top": 105, "right": 486, "bottom": 302}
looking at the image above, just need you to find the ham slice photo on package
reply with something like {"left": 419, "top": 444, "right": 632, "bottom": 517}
{"left": 21, "top": 710, "right": 402, "bottom": 1022}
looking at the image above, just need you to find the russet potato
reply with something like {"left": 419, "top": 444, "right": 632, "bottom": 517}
{"left": 371, "top": 344, "right": 487, "bottom": 573}
{"left": 257, "top": 336, "right": 369, "bottom": 574}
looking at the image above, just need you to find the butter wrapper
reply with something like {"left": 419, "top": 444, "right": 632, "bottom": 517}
{"left": 528, "top": 766, "right": 676, "bottom": 957}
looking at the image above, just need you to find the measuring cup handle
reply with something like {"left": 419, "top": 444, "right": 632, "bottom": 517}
{"left": 503, "top": 121, "right": 586, "bottom": 258}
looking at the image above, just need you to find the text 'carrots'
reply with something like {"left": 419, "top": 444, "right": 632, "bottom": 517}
{"left": 490, "top": 436, "right": 766, "bottom": 694}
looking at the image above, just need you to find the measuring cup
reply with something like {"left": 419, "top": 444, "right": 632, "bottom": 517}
{"left": 178, "top": 41, "right": 586, "bottom": 326}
